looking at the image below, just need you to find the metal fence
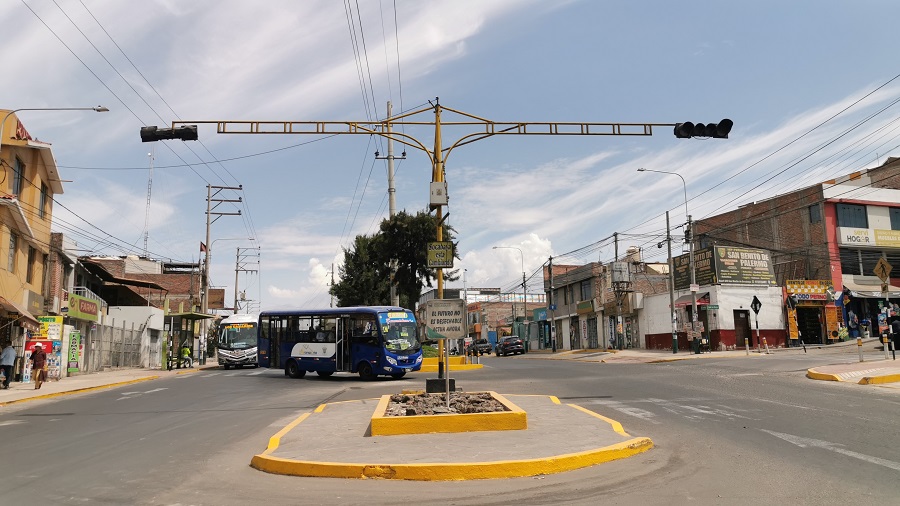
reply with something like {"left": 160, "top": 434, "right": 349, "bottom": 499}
{"left": 84, "top": 320, "right": 145, "bottom": 372}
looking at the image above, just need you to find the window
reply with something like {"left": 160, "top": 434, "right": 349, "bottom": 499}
{"left": 26, "top": 246, "right": 35, "bottom": 283}
{"left": 39, "top": 183, "right": 48, "bottom": 219}
{"left": 808, "top": 204, "right": 821, "bottom": 224}
{"left": 836, "top": 204, "right": 867, "bottom": 228}
{"left": 580, "top": 279, "right": 592, "bottom": 302}
{"left": 839, "top": 248, "right": 861, "bottom": 276}
{"left": 12, "top": 158, "right": 25, "bottom": 196}
{"left": 7, "top": 233, "right": 17, "bottom": 272}
{"left": 891, "top": 208, "right": 900, "bottom": 230}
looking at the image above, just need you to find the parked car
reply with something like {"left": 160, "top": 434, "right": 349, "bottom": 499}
{"left": 466, "top": 339, "right": 493, "bottom": 356}
{"left": 495, "top": 336, "right": 525, "bottom": 356}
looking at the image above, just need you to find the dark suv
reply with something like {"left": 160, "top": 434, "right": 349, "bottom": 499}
{"left": 495, "top": 336, "right": 525, "bottom": 356}
{"left": 466, "top": 339, "right": 493, "bottom": 356}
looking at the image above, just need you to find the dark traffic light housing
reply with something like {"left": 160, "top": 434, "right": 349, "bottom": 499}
{"left": 674, "top": 119, "right": 733, "bottom": 139}
{"left": 140, "top": 125, "right": 199, "bottom": 142}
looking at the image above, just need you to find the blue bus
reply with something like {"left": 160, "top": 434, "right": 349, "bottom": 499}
{"left": 257, "top": 306, "right": 422, "bottom": 380}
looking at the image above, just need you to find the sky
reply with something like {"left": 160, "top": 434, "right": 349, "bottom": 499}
{"left": 3, "top": 0, "right": 900, "bottom": 312}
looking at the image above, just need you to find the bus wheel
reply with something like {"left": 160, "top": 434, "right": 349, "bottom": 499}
{"left": 286, "top": 360, "right": 306, "bottom": 379}
{"left": 358, "top": 362, "right": 375, "bottom": 381}
{"left": 223, "top": 364, "right": 231, "bottom": 370}
{"left": 390, "top": 372, "right": 406, "bottom": 379}
{"left": 316, "top": 371, "right": 334, "bottom": 377}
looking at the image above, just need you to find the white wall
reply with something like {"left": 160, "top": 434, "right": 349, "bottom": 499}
{"left": 106, "top": 306, "right": 165, "bottom": 368}
{"left": 641, "top": 285, "right": 785, "bottom": 335}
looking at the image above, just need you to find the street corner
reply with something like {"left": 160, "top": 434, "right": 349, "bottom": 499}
{"left": 249, "top": 393, "right": 653, "bottom": 481}
{"left": 806, "top": 361, "right": 900, "bottom": 384}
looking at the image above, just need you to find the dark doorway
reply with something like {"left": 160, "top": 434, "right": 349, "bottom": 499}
{"left": 734, "top": 310, "right": 751, "bottom": 347}
{"left": 796, "top": 307, "right": 824, "bottom": 344}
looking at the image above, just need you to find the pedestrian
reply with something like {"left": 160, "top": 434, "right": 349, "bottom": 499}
{"left": 847, "top": 309, "right": 860, "bottom": 338}
{"left": 30, "top": 343, "right": 47, "bottom": 390}
{"left": 1, "top": 340, "right": 15, "bottom": 389}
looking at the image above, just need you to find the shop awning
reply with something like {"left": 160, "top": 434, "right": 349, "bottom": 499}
{"left": 0, "top": 296, "right": 40, "bottom": 332}
{"left": 841, "top": 279, "right": 900, "bottom": 299}
{"left": 673, "top": 292, "right": 710, "bottom": 307}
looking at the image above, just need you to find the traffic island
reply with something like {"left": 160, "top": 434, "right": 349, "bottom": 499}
{"left": 370, "top": 391, "right": 526, "bottom": 436}
{"left": 250, "top": 394, "right": 653, "bottom": 481}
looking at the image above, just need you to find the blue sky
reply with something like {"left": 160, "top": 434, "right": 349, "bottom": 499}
{"left": 3, "top": 0, "right": 900, "bottom": 311}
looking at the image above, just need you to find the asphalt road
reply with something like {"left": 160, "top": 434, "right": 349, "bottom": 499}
{"left": 2, "top": 351, "right": 899, "bottom": 505}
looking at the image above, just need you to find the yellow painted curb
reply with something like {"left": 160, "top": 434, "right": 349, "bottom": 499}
{"left": 415, "top": 363, "right": 484, "bottom": 373}
{"left": 0, "top": 376, "right": 158, "bottom": 406}
{"left": 250, "top": 395, "right": 653, "bottom": 480}
{"left": 806, "top": 369, "right": 842, "bottom": 381}
{"left": 370, "top": 391, "right": 526, "bottom": 436}
{"left": 251, "top": 437, "right": 653, "bottom": 481}
{"left": 858, "top": 373, "right": 900, "bottom": 385}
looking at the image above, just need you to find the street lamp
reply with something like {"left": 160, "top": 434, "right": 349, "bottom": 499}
{"left": 1, "top": 106, "right": 108, "bottom": 152}
{"left": 493, "top": 246, "right": 527, "bottom": 344}
{"left": 637, "top": 168, "right": 695, "bottom": 354}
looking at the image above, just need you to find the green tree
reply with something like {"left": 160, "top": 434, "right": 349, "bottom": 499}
{"left": 331, "top": 211, "right": 458, "bottom": 308}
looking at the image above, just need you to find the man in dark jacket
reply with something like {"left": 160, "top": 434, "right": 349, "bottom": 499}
{"left": 30, "top": 343, "right": 47, "bottom": 390}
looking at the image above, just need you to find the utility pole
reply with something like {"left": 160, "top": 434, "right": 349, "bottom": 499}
{"left": 688, "top": 214, "right": 698, "bottom": 352}
{"left": 374, "top": 101, "right": 406, "bottom": 307}
{"left": 202, "top": 184, "right": 242, "bottom": 365}
{"left": 548, "top": 256, "right": 556, "bottom": 352}
{"left": 667, "top": 211, "right": 677, "bottom": 353}
{"left": 234, "top": 246, "right": 259, "bottom": 314}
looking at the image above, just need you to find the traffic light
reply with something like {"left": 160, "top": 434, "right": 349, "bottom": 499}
{"left": 140, "top": 125, "right": 199, "bottom": 142}
{"left": 674, "top": 119, "right": 733, "bottom": 139}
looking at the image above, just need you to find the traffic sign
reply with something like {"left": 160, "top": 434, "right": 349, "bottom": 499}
{"left": 750, "top": 296, "right": 762, "bottom": 315}
{"left": 874, "top": 257, "right": 892, "bottom": 282}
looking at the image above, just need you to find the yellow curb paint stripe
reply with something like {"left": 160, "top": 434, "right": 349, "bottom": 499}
{"left": 0, "top": 376, "right": 158, "bottom": 407}
{"left": 314, "top": 404, "right": 327, "bottom": 413}
{"left": 251, "top": 437, "right": 653, "bottom": 480}
{"left": 806, "top": 369, "right": 842, "bottom": 381}
{"left": 549, "top": 395, "right": 561, "bottom": 404}
{"left": 175, "top": 368, "right": 202, "bottom": 375}
{"left": 566, "top": 403, "right": 629, "bottom": 436}
{"left": 858, "top": 373, "right": 900, "bottom": 385}
{"left": 263, "top": 413, "right": 311, "bottom": 454}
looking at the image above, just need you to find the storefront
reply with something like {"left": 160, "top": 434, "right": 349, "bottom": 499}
{"left": 786, "top": 280, "right": 840, "bottom": 345}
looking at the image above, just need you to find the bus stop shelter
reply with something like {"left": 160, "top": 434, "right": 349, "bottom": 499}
{"left": 165, "top": 311, "right": 216, "bottom": 368}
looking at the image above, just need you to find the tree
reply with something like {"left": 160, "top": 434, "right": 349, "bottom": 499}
{"left": 331, "top": 211, "right": 458, "bottom": 308}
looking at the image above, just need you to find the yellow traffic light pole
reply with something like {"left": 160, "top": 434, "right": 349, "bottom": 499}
{"left": 172, "top": 101, "right": 684, "bottom": 376}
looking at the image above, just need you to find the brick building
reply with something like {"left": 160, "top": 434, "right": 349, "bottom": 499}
{"left": 685, "top": 159, "right": 900, "bottom": 346}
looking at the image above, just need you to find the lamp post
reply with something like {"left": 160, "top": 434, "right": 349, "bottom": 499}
{"left": 1, "top": 106, "right": 108, "bottom": 152}
{"left": 637, "top": 168, "right": 695, "bottom": 353}
{"left": 493, "top": 246, "right": 527, "bottom": 347}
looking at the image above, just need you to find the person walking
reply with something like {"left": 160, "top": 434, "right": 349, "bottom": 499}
{"left": 30, "top": 343, "right": 47, "bottom": 389}
{"left": 1, "top": 340, "right": 15, "bottom": 389}
{"left": 847, "top": 309, "right": 860, "bottom": 338}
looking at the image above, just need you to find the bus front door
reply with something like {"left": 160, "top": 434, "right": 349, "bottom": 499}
{"left": 336, "top": 319, "right": 347, "bottom": 372}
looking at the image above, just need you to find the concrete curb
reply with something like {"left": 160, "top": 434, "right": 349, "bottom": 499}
{"left": 249, "top": 396, "right": 653, "bottom": 481}
{"left": 858, "top": 373, "right": 900, "bottom": 385}
{"left": 806, "top": 368, "right": 842, "bottom": 381}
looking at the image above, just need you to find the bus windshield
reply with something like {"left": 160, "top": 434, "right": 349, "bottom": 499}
{"left": 379, "top": 311, "right": 419, "bottom": 355}
{"left": 220, "top": 322, "right": 257, "bottom": 350}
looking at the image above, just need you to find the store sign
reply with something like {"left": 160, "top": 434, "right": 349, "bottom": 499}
{"left": 674, "top": 246, "right": 777, "bottom": 289}
{"left": 68, "top": 293, "right": 100, "bottom": 321}
{"left": 838, "top": 227, "right": 900, "bottom": 248}
{"left": 38, "top": 316, "right": 64, "bottom": 340}
{"left": 68, "top": 331, "right": 82, "bottom": 372}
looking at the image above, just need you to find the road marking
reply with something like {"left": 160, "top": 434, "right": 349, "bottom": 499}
{"left": 0, "top": 420, "right": 25, "bottom": 427}
{"left": 249, "top": 370, "right": 265, "bottom": 375}
{"left": 144, "top": 388, "right": 167, "bottom": 394}
{"left": 762, "top": 429, "right": 900, "bottom": 471}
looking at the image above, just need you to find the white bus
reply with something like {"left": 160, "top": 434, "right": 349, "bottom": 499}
{"left": 217, "top": 313, "right": 259, "bottom": 369}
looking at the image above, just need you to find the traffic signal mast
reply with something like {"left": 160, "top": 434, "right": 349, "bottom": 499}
{"left": 142, "top": 100, "right": 731, "bottom": 367}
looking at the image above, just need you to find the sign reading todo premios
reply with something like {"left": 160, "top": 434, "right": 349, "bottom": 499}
{"left": 424, "top": 299, "right": 466, "bottom": 340}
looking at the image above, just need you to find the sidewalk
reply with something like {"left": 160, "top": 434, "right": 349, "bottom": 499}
{"left": 0, "top": 364, "right": 214, "bottom": 407}
{"left": 523, "top": 339, "right": 900, "bottom": 385}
